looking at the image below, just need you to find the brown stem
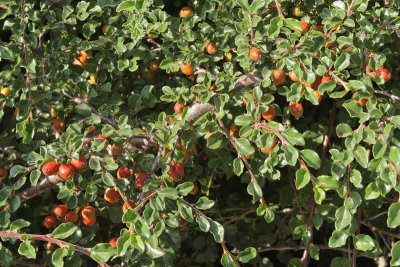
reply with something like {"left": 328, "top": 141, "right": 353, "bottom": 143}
{"left": 18, "top": 174, "right": 63, "bottom": 201}
{"left": 248, "top": 12, "right": 254, "bottom": 45}
{"left": 180, "top": 198, "right": 213, "bottom": 221}
{"left": 321, "top": 101, "right": 337, "bottom": 164}
{"left": 374, "top": 90, "right": 400, "bottom": 102}
{"left": 61, "top": 89, "right": 119, "bottom": 130}
{"left": 329, "top": 71, "right": 350, "bottom": 91}
{"left": 0, "top": 231, "right": 110, "bottom": 267}
{"left": 273, "top": 0, "right": 285, "bottom": 20}
{"left": 300, "top": 201, "right": 316, "bottom": 266}
{"left": 222, "top": 209, "right": 256, "bottom": 226}
{"left": 360, "top": 220, "right": 400, "bottom": 239}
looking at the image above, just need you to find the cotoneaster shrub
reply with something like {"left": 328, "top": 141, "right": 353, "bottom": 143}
{"left": 0, "top": 0, "right": 399, "bottom": 266}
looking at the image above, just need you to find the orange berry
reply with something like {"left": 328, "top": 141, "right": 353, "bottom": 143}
{"left": 229, "top": 124, "right": 237, "bottom": 136}
{"left": 180, "top": 63, "right": 194, "bottom": 75}
{"left": 289, "top": 103, "right": 304, "bottom": 118}
{"left": 52, "top": 205, "right": 67, "bottom": 217}
{"left": 288, "top": 71, "right": 300, "bottom": 82}
{"left": 261, "top": 105, "right": 276, "bottom": 121}
{"left": 174, "top": 102, "right": 186, "bottom": 114}
{"left": 43, "top": 216, "right": 57, "bottom": 229}
{"left": 51, "top": 120, "right": 66, "bottom": 132}
{"left": 82, "top": 216, "right": 96, "bottom": 226}
{"left": 70, "top": 154, "right": 87, "bottom": 170}
{"left": 41, "top": 161, "right": 60, "bottom": 176}
{"left": 249, "top": 47, "right": 261, "bottom": 61}
{"left": 179, "top": 6, "right": 193, "bottom": 18}
{"left": 351, "top": 94, "right": 369, "bottom": 106}
{"left": 272, "top": 69, "right": 286, "bottom": 85}
{"left": 321, "top": 76, "right": 332, "bottom": 84}
{"left": 300, "top": 21, "right": 309, "bottom": 34}
{"left": 81, "top": 206, "right": 96, "bottom": 220}
{"left": 205, "top": 42, "right": 217, "bottom": 54}
{"left": 44, "top": 241, "right": 55, "bottom": 251}
{"left": 104, "top": 188, "right": 119, "bottom": 203}
{"left": 58, "top": 163, "right": 75, "bottom": 180}
{"left": 168, "top": 163, "right": 185, "bottom": 182}
{"left": 149, "top": 61, "right": 159, "bottom": 71}
{"left": 117, "top": 166, "right": 132, "bottom": 179}
{"left": 111, "top": 144, "right": 123, "bottom": 156}
{"left": 261, "top": 139, "right": 277, "bottom": 154}
{"left": 375, "top": 67, "right": 391, "bottom": 81}
{"left": 122, "top": 200, "right": 136, "bottom": 213}
{"left": 109, "top": 237, "right": 118, "bottom": 248}
{"left": 64, "top": 211, "right": 78, "bottom": 223}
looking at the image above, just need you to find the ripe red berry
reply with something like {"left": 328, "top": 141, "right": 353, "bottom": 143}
{"left": 249, "top": 47, "right": 261, "bottom": 61}
{"left": 52, "top": 205, "right": 67, "bottom": 217}
{"left": 70, "top": 154, "right": 87, "bottom": 169}
{"left": 174, "top": 102, "right": 186, "bottom": 114}
{"left": 168, "top": 163, "right": 185, "bottom": 182}
{"left": 42, "top": 161, "right": 60, "bottom": 176}
{"left": 81, "top": 206, "right": 96, "bottom": 220}
{"left": 58, "top": 164, "right": 75, "bottom": 180}
{"left": 43, "top": 216, "right": 57, "bottom": 229}
{"left": 109, "top": 237, "right": 118, "bottom": 248}
{"left": 0, "top": 167, "right": 8, "bottom": 180}
{"left": 82, "top": 216, "right": 96, "bottom": 226}
{"left": 375, "top": 67, "right": 391, "bottom": 81}
{"left": 321, "top": 76, "right": 332, "bottom": 84}
{"left": 122, "top": 200, "right": 136, "bottom": 213}
{"left": 64, "top": 211, "right": 78, "bottom": 223}
{"left": 135, "top": 173, "right": 149, "bottom": 189}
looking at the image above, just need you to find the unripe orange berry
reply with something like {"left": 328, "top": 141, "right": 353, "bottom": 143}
{"left": 300, "top": 21, "right": 309, "bottom": 34}
{"left": 109, "top": 237, "right": 118, "bottom": 248}
{"left": 180, "top": 63, "right": 194, "bottom": 75}
{"left": 351, "top": 94, "right": 369, "bottom": 106}
{"left": 179, "top": 7, "right": 193, "bottom": 18}
{"left": 272, "top": 69, "right": 286, "bottom": 85}
{"left": 288, "top": 71, "right": 300, "bottom": 82}
{"left": 82, "top": 216, "right": 96, "bottom": 226}
{"left": 81, "top": 206, "right": 96, "bottom": 220}
{"left": 289, "top": 103, "right": 304, "bottom": 118}
{"left": 261, "top": 105, "right": 276, "bottom": 121}
{"left": 174, "top": 102, "right": 186, "bottom": 114}
{"left": 229, "top": 124, "right": 237, "bottom": 136}
{"left": 249, "top": 47, "right": 261, "bottom": 61}
{"left": 205, "top": 42, "right": 217, "bottom": 54}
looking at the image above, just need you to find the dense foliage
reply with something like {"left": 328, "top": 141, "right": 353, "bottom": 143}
{"left": 0, "top": 0, "right": 400, "bottom": 266}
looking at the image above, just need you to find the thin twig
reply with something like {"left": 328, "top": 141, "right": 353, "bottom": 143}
{"left": 248, "top": 12, "right": 254, "bottom": 45}
{"left": 360, "top": 221, "right": 400, "bottom": 239}
{"left": 321, "top": 101, "right": 337, "bottom": 164}
{"left": 0, "top": 231, "right": 110, "bottom": 267}
{"left": 301, "top": 201, "right": 316, "bottom": 266}
{"left": 273, "top": 0, "right": 285, "bottom": 20}
{"left": 374, "top": 90, "right": 400, "bottom": 102}
{"left": 329, "top": 71, "right": 350, "bottom": 91}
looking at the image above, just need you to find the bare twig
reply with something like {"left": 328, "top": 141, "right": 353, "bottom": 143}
{"left": 223, "top": 209, "right": 256, "bottom": 226}
{"left": 273, "top": 0, "right": 285, "bottom": 20}
{"left": 374, "top": 90, "right": 400, "bottom": 102}
{"left": 360, "top": 220, "right": 400, "bottom": 239}
{"left": 300, "top": 201, "right": 316, "bottom": 266}
{"left": 248, "top": 13, "right": 255, "bottom": 45}
{"left": 18, "top": 174, "right": 63, "bottom": 201}
{"left": 321, "top": 101, "right": 337, "bottom": 164}
{"left": 329, "top": 71, "right": 350, "bottom": 91}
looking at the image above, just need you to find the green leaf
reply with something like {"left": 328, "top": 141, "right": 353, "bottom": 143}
{"left": 9, "top": 165, "right": 27, "bottom": 178}
{"left": 196, "top": 216, "right": 210, "bottom": 232}
{"left": 0, "top": 186, "right": 13, "bottom": 206}
{"left": 116, "top": 233, "right": 130, "bottom": 256}
{"left": 52, "top": 248, "right": 68, "bottom": 267}
{"left": 354, "top": 145, "right": 368, "bottom": 168}
{"left": 176, "top": 182, "right": 194, "bottom": 196}
{"left": 207, "top": 133, "right": 224, "bottom": 150}
{"left": 29, "top": 169, "right": 41, "bottom": 186}
{"left": 348, "top": 80, "right": 366, "bottom": 91}
{"left": 336, "top": 123, "right": 353, "bottom": 138}
{"left": 209, "top": 221, "right": 224, "bottom": 243}
{"left": 328, "top": 230, "right": 348, "bottom": 248}
{"left": 295, "top": 169, "right": 311, "bottom": 190}
{"left": 101, "top": 172, "right": 114, "bottom": 187}
{"left": 146, "top": 243, "right": 165, "bottom": 259}
{"left": 334, "top": 53, "right": 350, "bottom": 71}
{"left": 116, "top": 0, "right": 135, "bottom": 12}
{"left": 89, "top": 157, "right": 102, "bottom": 171}
{"left": 300, "top": 149, "right": 321, "bottom": 169}
{"left": 52, "top": 223, "right": 78, "bottom": 239}
{"left": 335, "top": 206, "right": 352, "bottom": 230}
{"left": 372, "top": 140, "right": 387, "bottom": 159}
{"left": 353, "top": 234, "right": 374, "bottom": 251}
{"left": 0, "top": 47, "right": 14, "bottom": 61}
{"left": 387, "top": 202, "right": 400, "bottom": 228}
{"left": 234, "top": 115, "right": 253, "bottom": 127}
{"left": 18, "top": 241, "right": 36, "bottom": 259}
{"left": 235, "top": 138, "right": 255, "bottom": 157}
{"left": 10, "top": 219, "right": 30, "bottom": 232}
{"left": 158, "top": 188, "right": 178, "bottom": 200}
{"left": 233, "top": 158, "right": 244, "bottom": 176}
{"left": 90, "top": 243, "right": 117, "bottom": 263}
{"left": 0, "top": 246, "right": 13, "bottom": 266}
{"left": 391, "top": 241, "right": 400, "bottom": 266}
{"left": 365, "top": 182, "right": 380, "bottom": 200}
{"left": 196, "top": 196, "right": 215, "bottom": 210}
{"left": 75, "top": 104, "right": 92, "bottom": 117}
{"left": 247, "top": 182, "right": 263, "bottom": 201}
{"left": 221, "top": 253, "right": 239, "bottom": 267}
{"left": 314, "top": 187, "right": 326, "bottom": 204}
{"left": 237, "top": 247, "right": 257, "bottom": 263}
{"left": 282, "top": 145, "right": 299, "bottom": 166}
{"left": 285, "top": 18, "right": 302, "bottom": 32}
{"left": 282, "top": 128, "right": 305, "bottom": 146}
{"left": 131, "top": 235, "right": 145, "bottom": 252}
{"left": 103, "top": 158, "right": 118, "bottom": 171}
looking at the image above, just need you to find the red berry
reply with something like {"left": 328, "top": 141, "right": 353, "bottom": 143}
{"left": 52, "top": 205, "right": 67, "bottom": 217}
{"left": 180, "top": 63, "right": 194, "bottom": 75}
{"left": 179, "top": 7, "right": 193, "bottom": 18}
{"left": 104, "top": 188, "right": 119, "bottom": 203}
{"left": 272, "top": 69, "right": 286, "bottom": 85}
{"left": 42, "top": 161, "right": 60, "bottom": 176}
{"left": 81, "top": 206, "right": 96, "bottom": 220}
{"left": 205, "top": 42, "right": 217, "bottom": 54}
{"left": 249, "top": 47, "right": 261, "bottom": 61}
{"left": 168, "top": 163, "right": 185, "bottom": 182}
{"left": 289, "top": 103, "right": 304, "bottom": 118}
{"left": 375, "top": 67, "right": 391, "bottom": 81}
{"left": 109, "top": 237, "right": 118, "bottom": 248}
{"left": 321, "top": 76, "right": 332, "bottom": 84}
{"left": 0, "top": 167, "right": 8, "bottom": 180}
{"left": 134, "top": 173, "right": 149, "bottom": 189}
{"left": 43, "top": 216, "right": 57, "bottom": 228}
{"left": 64, "top": 211, "right": 78, "bottom": 223}
{"left": 122, "top": 200, "right": 136, "bottom": 213}
{"left": 58, "top": 164, "right": 75, "bottom": 180}
{"left": 261, "top": 105, "right": 276, "bottom": 121}
{"left": 70, "top": 154, "right": 87, "bottom": 169}
{"left": 51, "top": 120, "right": 66, "bottom": 132}
{"left": 117, "top": 166, "right": 132, "bottom": 179}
